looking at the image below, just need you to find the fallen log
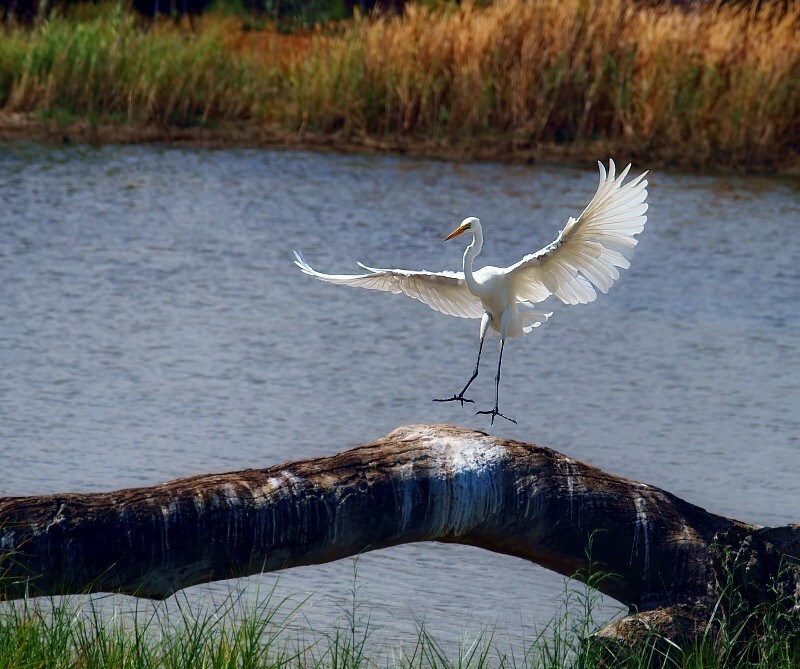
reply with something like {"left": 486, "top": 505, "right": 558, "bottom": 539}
{"left": 1, "top": 424, "right": 798, "bottom": 651}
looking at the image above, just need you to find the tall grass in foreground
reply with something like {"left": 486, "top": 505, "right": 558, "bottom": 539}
{"left": 2, "top": 570, "right": 800, "bottom": 669}
{"left": 0, "top": 0, "right": 799, "bottom": 166}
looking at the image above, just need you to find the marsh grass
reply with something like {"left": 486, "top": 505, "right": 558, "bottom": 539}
{"left": 0, "top": 5, "right": 278, "bottom": 125}
{"left": 0, "top": 584, "right": 306, "bottom": 669}
{"left": 289, "top": 0, "right": 800, "bottom": 165}
{"left": 2, "top": 558, "right": 800, "bottom": 669}
{"left": 0, "top": 0, "right": 798, "bottom": 165}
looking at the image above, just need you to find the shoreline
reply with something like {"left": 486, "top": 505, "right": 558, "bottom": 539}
{"left": 3, "top": 113, "right": 799, "bottom": 177}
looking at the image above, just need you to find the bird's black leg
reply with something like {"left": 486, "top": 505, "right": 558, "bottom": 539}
{"left": 476, "top": 339, "right": 516, "bottom": 424}
{"left": 434, "top": 336, "right": 484, "bottom": 406}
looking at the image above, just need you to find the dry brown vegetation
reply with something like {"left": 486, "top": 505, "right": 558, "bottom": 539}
{"left": 1, "top": 0, "right": 798, "bottom": 169}
{"left": 286, "top": 0, "right": 800, "bottom": 167}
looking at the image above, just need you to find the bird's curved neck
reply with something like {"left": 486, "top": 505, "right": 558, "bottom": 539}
{"left": 462, "top": 226, "right": 483, "bottom": 292}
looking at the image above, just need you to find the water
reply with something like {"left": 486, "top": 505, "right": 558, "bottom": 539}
{"left": 1, "top": 143, "right": 799, "bottom": 653}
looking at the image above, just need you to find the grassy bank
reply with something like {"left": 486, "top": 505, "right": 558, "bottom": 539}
{"left": 0, "top": 0, "right": 799, "bottom": 171}
{"left": 2, "top": 574, "right": 800, "bottom": 669}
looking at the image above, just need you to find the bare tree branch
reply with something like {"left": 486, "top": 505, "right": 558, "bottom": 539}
{"left": 2, "top": 424, "right": 798, "bottom": 648}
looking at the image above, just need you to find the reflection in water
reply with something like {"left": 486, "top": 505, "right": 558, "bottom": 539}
{"left": 1, "top": 144, "right": 799, "bottom": 653}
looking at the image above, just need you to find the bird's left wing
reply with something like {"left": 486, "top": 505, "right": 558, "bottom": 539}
{"left": 505, "top": 160, "right": 648, "bottom": 306}
{"left": 293, "top": 251, "right": 485, "bottom": 319}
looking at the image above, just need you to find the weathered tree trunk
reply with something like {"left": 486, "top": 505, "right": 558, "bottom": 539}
{"left": 1, "top": 425, "right": 798, "bottom": 651}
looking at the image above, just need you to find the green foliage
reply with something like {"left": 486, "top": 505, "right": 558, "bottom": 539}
{"left": 0, "top": 3, "right": 278, "bottom": 125}
{"left": 207, "top": 0, "right": 347, "bottom": 31}
{"left": 266, "top": 0, "right": 348, "bottom": 31}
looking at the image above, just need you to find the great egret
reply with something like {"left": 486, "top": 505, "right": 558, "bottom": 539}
{"left": 294, "top": 160, "right": 648, "bottom": 424}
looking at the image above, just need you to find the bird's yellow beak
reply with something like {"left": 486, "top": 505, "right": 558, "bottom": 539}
{"left": 444, "top": 223, "right": 470, "bottom": 241}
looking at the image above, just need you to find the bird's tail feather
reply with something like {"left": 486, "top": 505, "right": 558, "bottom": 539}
{"left": 520, "top": 308, "right": 553, "bottom": 333}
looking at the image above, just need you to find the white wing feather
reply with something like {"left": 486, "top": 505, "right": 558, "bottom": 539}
{"left": 506, "top": 159, "right": 648, "bottom": 306}
{"left": 293, "top": 252, "right": 485, "bottom": 319}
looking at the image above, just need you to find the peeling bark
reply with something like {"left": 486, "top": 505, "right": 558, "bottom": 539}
{"left": 1, "top": 424, "right": 798, "bottom": 649}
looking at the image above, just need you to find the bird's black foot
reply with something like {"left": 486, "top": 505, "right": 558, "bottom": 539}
{"left": 433, "top": 393, "right": 475, "bottom": 407}
{"left": 476, "top": 407, "right": 517, "bottom": 425}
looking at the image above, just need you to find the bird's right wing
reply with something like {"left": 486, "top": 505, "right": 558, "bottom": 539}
{"left": 505, "top": 160, "right": 648, "bottom": 306}
{"left": 293, "top": 251, "right": 485, "bottom": 319}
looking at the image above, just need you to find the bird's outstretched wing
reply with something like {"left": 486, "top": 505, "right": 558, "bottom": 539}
{"left": 293, "top": 251, "right": 485, "bottom": 319}
{"left": 506, "top": 160, "right": 648, "bottom": 305}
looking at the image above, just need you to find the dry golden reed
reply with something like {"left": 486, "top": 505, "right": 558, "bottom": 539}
{"left": 287, "top": 0, "right": 800, "bottom": 165}
{"left": 1, "top": 0, "right": 798, "bottom": 167}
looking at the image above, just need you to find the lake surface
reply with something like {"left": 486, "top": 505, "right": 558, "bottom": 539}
{"left": 1, "top": 143, "right": 799, "bottom": 653}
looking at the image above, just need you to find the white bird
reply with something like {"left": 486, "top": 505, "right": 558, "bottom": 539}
{"left": 294, "top": 160, "right": 648, "bottom": 424}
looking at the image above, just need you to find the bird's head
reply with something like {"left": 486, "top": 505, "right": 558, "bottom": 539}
{"left": 444, "top": 217, "right": 479, "bottom": 241}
